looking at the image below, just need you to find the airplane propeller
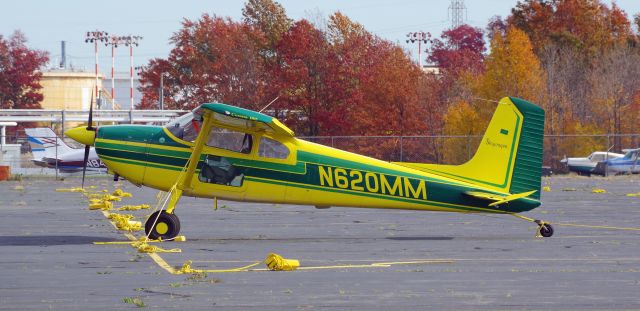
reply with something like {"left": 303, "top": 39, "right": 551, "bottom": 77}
{"left": 81, "top": 92, "right": 96, "bottom": 188}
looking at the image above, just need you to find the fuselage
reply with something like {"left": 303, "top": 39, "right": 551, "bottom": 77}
{"left": 93, "top": 124, "right": 540, "bottom": 214}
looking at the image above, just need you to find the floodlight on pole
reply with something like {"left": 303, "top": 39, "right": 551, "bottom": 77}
{"left": 85, "top": 30, "right": 109, "bottom": 101}
{"left": 105, "top": 36, "right": 124, "bottom": 107}
{"left": 406, "top": 31, "right": 430, "bottom": 68}
{"left": 121, "top": 35, "right": 142, "bottom": 111}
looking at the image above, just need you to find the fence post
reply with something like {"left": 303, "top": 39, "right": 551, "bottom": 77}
{"left": 55, "top": 136, "right": 59, "bottom": 180}
{"left": 61, "top": 110, "right": 66, "bottom": 135}
{"left": 331, "top": 136, "right": 335, "bottom": 148}
{"left": 400, "top": 136, "right": 404, "bottom": 162}
{"left": 467, "top": 135, "right": 471, "bottom": 160}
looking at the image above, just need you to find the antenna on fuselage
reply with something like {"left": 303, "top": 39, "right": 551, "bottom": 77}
{"left": 259, "top": 96, "right": 280, "bottom": 113}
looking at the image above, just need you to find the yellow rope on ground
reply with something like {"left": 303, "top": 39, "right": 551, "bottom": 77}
{"left": 264, "top": 253, "right": 300, "bottom": 271}
{"left": 112, "top": 189, "right": 133, "bottom": 198}
{"left": 132, "top": 241, "right": 181, "bottom": 253}
{"left": 117, "top": 204, "right": 150, "bottom": 211}
{"left": 177, "top": 260, "right": 261, "bottom": 274}
{"left": 174, "top": 255, "right": 453, "bottom": 274}
{"left": 106, "top": 213, "right": 142, "bottom": 231}
{"left": 93, "top": 235, "right": 187, "bottom": 245}
{"left": 55, "top": 187, "right": 86, "bottom": 193}
{"left": 89, "top": 200, "right": 113, "bottom": 211}
{"left": 591, "top": 188, "right": 607, "bottom": 193}
{"left": 511, "top": 213, "right": 640, "bottom": 234}
{"left": 542, "top": 186, "right": 551, "bottom": 192}
{"left": 551, "top": 222, "right": 640, "bottom": 231}
{"left": 86, "top": 193, "right": 122, "bottom": 201}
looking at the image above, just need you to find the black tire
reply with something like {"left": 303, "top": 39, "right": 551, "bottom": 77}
{"left": 539, "top": 223, "right": 554, "bottom": 238}
{"left": 145, "top": 210, "right": 180, "bottom": 240}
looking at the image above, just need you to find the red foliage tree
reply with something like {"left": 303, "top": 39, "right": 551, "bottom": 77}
{"left": 0, "top": 31, "right": 49, "bottom": 109}
{"left": 138, "top": 15, "right": 266, "bottom": 111}
{"left": 428, "top": 25, "right": 486, "bottom": 77}
{"left": 270, "top": 20, "right": 350, "bottom": 136}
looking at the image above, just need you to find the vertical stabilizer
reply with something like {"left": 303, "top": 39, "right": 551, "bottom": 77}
{"left": 394, "top": 97, "right": 545, "bottom": 199}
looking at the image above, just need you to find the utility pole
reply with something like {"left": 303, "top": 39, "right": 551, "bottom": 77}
{"left": 85, "top": 30, "right": 109, "bottom": 101}
{"left": 121, "top": 35, "right": 142, "bottom": 111}
{"left": 159, "top": 73, "right": 164, "bottom": 110}
{"left": 448, "top": 0, "right": 467, "bottom": 29}
{"left": 406, "top": 31, "right": 429, "bottom": 68}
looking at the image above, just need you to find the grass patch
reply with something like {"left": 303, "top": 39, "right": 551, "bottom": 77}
{"left": 122, "top": 296, "right": 145, "bottom": 308}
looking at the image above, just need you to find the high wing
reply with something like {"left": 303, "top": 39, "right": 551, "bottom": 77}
{"left": 195, "top": 103, "right": 294, "bottom": 137}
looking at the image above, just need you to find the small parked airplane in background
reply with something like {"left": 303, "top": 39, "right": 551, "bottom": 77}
{"left": 65, "top": 97, "right": 553, "bottom": 240}
{"left": 560, "top": 151, "right": 623, "bottom": 176}
{"left": 26, "top": 128, "right": 107, "bottom": 173}
{"left": 599, "top": 148, "right": 640, "bottom": 175}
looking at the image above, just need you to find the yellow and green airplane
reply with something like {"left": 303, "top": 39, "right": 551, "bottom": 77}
{"left": 66, "top": 97, "right": 552, "bottom": 240}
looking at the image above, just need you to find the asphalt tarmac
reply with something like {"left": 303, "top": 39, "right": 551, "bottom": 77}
{"left": 0, "top": 175, "right": 639, "bottom": 310}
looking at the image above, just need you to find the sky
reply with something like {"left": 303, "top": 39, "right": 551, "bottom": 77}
{"left": 1, "top": 0, "right": 639, "bottom": 72}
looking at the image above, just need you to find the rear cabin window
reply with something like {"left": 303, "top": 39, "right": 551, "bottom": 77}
{"left": 591, "top": 154, "right": 604, "bottom": 162}
{"left": 258, "top": 137, "right": 289, "bottom": 159}
{"left": 206, "top": 127, "right": 253, "bottom": 154}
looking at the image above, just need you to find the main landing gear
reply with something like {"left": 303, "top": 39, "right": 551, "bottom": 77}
{"left": 145, "top": 210, "right": 181, "bottom": 240}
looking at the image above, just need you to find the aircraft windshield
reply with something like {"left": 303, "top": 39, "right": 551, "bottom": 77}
{"left": 623, "top": 151, "right": 637, "bottom": 160}
{"left": 165, "top": 112, "right": 202, "bottom": 142}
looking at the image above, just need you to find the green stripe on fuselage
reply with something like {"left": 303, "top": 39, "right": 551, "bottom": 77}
{"left": 95, "top": 140, "right": 539, "bottom": 213}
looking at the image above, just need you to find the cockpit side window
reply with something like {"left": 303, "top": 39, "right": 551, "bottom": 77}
{"left": 166, "top": 112, "right": 202, "bottom": 142}
{"left": 206, "top": 127, "right": 253, "bottom": 154}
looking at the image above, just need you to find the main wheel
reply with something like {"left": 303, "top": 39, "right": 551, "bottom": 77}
{"left": 539, "top": 223, "right": 554, "bottom": 237}
{"left": 145, "top": 210, "right": 181, "bottom": 240}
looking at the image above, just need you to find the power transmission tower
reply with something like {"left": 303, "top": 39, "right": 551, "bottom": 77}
{"left": 448, "top": 0, "right": 467, "bottom": 29}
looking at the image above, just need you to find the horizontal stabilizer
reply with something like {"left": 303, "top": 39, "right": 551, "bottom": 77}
{"left": 465, "top": 190, "right": 537, "bottom": 207}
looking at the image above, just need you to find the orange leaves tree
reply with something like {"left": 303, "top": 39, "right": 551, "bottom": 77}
{"left": 138, "top": 1, "right": 433, "bottom": 145}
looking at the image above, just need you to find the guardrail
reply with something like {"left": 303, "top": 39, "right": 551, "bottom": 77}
{"left": 0, "top": 109, "right": 187, "bottom": 123}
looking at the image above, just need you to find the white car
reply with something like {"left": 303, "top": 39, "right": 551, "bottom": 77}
{"left": 560, "top": 151, "right": 624, "bottom": 176}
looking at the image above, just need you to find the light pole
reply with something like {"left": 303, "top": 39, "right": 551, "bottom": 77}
{"left": 85, "top": 30, "right": 109, "bottom": 100}
{"left": 105, "top": 36, "right": 123, "bottom": 108}
{"left": 406, "top": 31, "right": 430, "bottom": 68}
{"left": 121, "top": 35, "right": 142, "bottom": 110}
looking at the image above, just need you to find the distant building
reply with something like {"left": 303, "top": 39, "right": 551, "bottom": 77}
{"left": 39, "top": 70, "right": 142, "bottom": 110}
{"left": 421, "top": 64, "right": 441, "bottom": 75}
{"left": 40, "top": 70, "right": 98, "bottom": 110}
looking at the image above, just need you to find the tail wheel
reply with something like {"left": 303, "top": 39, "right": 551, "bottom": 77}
{"left": 145, "top": 210, "right": 181, "bottom": 240}
{"left": 539, "top": 223, "right": 554, "bottom": 238}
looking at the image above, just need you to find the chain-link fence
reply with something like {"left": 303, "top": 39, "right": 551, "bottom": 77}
{"left": 303, "top": 134, "right": 640, "bottom": 169}
{"left": 2, "top": 133, "right": 640, "bottom": 177}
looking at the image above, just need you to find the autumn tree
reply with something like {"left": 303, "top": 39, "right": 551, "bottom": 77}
{"left": 271, "top": 20, "right": 344, "bottom": 136}
{"left": 509, "top": 0, "right": 633, "bottom": 54}
{"left": 0, "top": 31, "right": 49, "bottom": 109}
{"left": 441, "top": 27, "right": 546, "bottom": 163}
{"left": 588, "top": 46, "right": 640, "bottom": 150}
{"left": 428, "top": 25, "right": 486, "bottom": 77}
{"left": 138, "top": 15, "right": 265, "bottom": 110}
{"left": 441, "top": 100, "right": 483, "bottom": 163}
{"left": 474, "top": 27, "right": 546, "bottom": 119}
{"left": 242, "top": 0, "right": 292, "bottom": 63}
